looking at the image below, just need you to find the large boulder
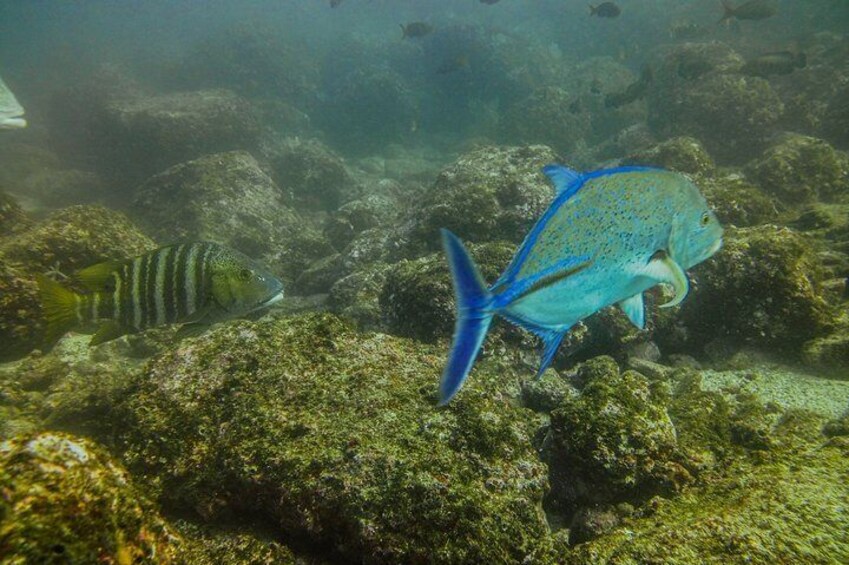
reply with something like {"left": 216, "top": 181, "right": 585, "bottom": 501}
{"left": 132, "top": 151, "right": 332, "bottom": 288}
{"left": 0, "top": 258, "right": 41, "bottom": 362}
{"left": 623, "top": 136, "right": 715, "bottom": 177}
{"left": 402, "top": 145, "right": 558, "bottom": 255}
{"left": 671, "top": 226, "right": 836, "bottom": 355}
{"left": 500, "top": 87, "right": 591, "bottom": 155}
{"left": 0, "top": 432, "right": 183, "bottom": 563}
{"left": 93, "top": 89, "right": 260, "bottom": 185}
{"left": 647, "top": 43, "right": 782, "bottom": 164}
{"left": 117, "top": 313, "right": 563, "bottom": 563}
{"left": 19, "top": 168, "right": 108, "bottom": 209}
{"left": 264, "top": 137, "right": 359, "bottom": 211}
{"left": 0, "top": 204, "right": 155, "bottom": 276}
{"left": 744, "top": 134, "right": 849, "bottom": 205}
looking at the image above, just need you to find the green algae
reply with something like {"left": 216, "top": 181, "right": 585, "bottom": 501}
{"left": 0, "top": 432, "right": 183, "bottom": 564}
{"left": 116, "top": 313, "right": 563, "bottom": 563}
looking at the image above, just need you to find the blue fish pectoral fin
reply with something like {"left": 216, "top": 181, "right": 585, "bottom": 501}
{"left": 536, "top": 329, "right": 567, "bottom": 379}
{"left": 491, "top": 256, "right": 592, "bottom": 309}
{"left": 619, "top": 293, "right": 646, "bottom": 329}
{"left": 542, "top": 164, "right": 584, "bottom": 198}
{"left": 439, "top": 229, "right": 495, "bottom": 406}
{"left": 643, "top": 253, "right": 689, "bottom": 308}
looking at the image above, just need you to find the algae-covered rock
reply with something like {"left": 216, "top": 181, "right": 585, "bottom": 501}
{"left": 823, "top": 83, "right": 849, "bottom": 149}
{"left": 132, "top": 150, "right": 331, "bottom": 287}
{"left": 118, "top": 313, "right": 560, "bottom": 563}
{"left": 501, "top": 87, "right": 591, "bottom": 155}
{"left": 95, "top": 88, "right": 260, "bottom": 184}
{"left": 0, "top": 432, "right": 182, "bottom": 563}
{"left": 567, "top": 415, "right": 849, "bottom": 564}
{"left": 803, "top": 329, "right": 849, "bottom": 378}
{"left": 647, "top": 43, "right": 782, "bottom": 164}
{"left": 380, "top": 241, "right": 514, "bottom": 342}
{"left": 175, "top": 522, "right": 297, "bottom": 565}
{"left": 623, "top": 136, "right": 715, "bottom": 176}
{"left": 744, "top": 134, "right": 849, "bottom": 205}
{"left": 324, "top": 193, "right": 402, "bottom": 252}
{"left": 699, "top": 174, "right": 778, "bottom": 227}
{"left": 328, "top": 261, "right": 392, "bottom": 330}
{"left": 0, "top": 204, "right": 155, "bottom": 276}
{"left": 0, "top": 189, "right": 30, "bottom": 236}
{"left": 675, "top": 226, "right": 835, "bottom": 354}
{"left": 265, "top": 137, "right": 359, "bottom": 211}
{"left": 0, "top": 257, "right": 41, "bottom": 362}
{"left": 547, "top": 357, "right": 685, "bottom": 516}
{"left": 403, "top": 145, "right": 558, "bottom": 254}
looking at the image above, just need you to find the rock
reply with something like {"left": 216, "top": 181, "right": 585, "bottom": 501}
{"left": 673, "top": 226, "right": 835, "bottom": 355}
{"left": 547, "top": 357, "right": 685, "bottom": 517}
{"left": 0, "top": 258, "right": 41, "bottom": 362}
{"left": 328, "top": 262, "right": 392, "bottom": 330}
{"left": 803, "top": 329, "right": 849, "bottom": 378}
{"left": 117, "top": 313, "right": 561, "bottom": 563}
{"left": 522, "top": 370, "right": 576, "bottom": 413}
{"left": 0, "top": 432, "right": 183, "bottom": 564}
{"left": 0, "top": 204, "right": 155, "bottom": 276}
{"left": 175, "top": 522, "right": 297, "bottom": 565}
{"left": 0, "top": 141, "right": 61, "bottom": 192}
{"left": 402, "top": 145, "right": 558, "bottom": 255}
{"left": 95, "top": 89, "right": 260, "bottom": 185}
{"left": 564, "top": 57, "right": 647, "bottom": 144}
{"left": 744, "top": 134, "right": 849, "bottom": 205}
{"left": 823, "top": 84, "right": 849, "bottom": 149}
{"left": 623, "top": 136, "right": 715, "bottom": 176}
{"left": 0, "top": 189, "right": 30, "bottom": 236}
{"left": 568, "top": 505, "right": 621, "bottom": 545}
{"left": 324, "top": 193, "right": 401, "bottom": 251}
{"left": 647, "top": 43, "right": 782, "bottom": 164}
{"left": 131, "top": 151, "right": 331, "bottom": 289}
{"left": 265, "top": 137, "right": 359, "bottom": 211}
{"left": 699, "top": 174, "right": 778, "bottom": 227}
{"left": 501, "top": 87, "right": 591, "bottom": 155}
{"left": 380, "top": 241, "right": 514, "bottom": 342}
{"left": 20, "top": 168, "right": 108, "bottom": 208}
{"left": 294, "top": 253, "right": 345, "bottom": 295}
{"left": 316, "top": 66, "right": 418, "bottom": 154}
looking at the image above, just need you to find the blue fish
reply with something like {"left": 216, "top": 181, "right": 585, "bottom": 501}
{"left": 439, "top": 165, "right": 724, "bottom": 405}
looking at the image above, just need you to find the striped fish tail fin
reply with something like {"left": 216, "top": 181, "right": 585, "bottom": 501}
{"left": 36, "top": 275, "right": 81, "bottom": 349}
{"left": 438, "top": 229, "right": 495, "bottom": 406}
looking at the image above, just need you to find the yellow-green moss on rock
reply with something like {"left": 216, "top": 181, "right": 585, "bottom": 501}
{"left": 117, "top": 313, "right": 563, "bottom": 563}
{"left": 0, "top": 432, "right": 183, "bottom": 564}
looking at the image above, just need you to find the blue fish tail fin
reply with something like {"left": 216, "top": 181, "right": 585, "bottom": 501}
{"left": 439, "top": 229, "right": 494, "bottom": 406}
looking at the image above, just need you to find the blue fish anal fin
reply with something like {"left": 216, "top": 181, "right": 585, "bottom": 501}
{"left": 619, "top": 293, "right": 646, "bottom": 330}
{"left": 536, "top": 330, "right": 567, "bottom": 379}
{"left": 542, "top": 164, "right": 583, "bottom": 197}
{"left": 439, "top": 229, "right": 495, "bottom": 406}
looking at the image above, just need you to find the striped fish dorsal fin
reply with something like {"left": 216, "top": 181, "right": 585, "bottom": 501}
{"left": 76, "top": 260, "right": 124, "bottom": 292}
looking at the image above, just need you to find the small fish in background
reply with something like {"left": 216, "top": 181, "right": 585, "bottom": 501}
{"left": 0, "top": 73, "right": 26, "bottom": 129}
{"left": 589, "top": 2, "right": 621, "bottom": 18}
{"left": 437, "top": 165, "right": 723, "bottom": 405}
{"left": 437, "top": 54, "right": 470, "bottom": 75}
{"left": 401, "top": 22, "right": 434, "bottom": 40}
{"left": 330, "top": 0, "right": 344, "bottom": 8}
{"left": 742, "top": 50, "right": 807, "bottom": 77}
{"left": 37, "top": 241, "right": 285, "bottom": 347}
{"left": 719, "top": 0, "right": 777, "bottom": 23}
{"left": 480, "top": 0, "right": 501, "bottom": 4}
{"left": 605, "top": 66, "right": 653, "bottom": 109}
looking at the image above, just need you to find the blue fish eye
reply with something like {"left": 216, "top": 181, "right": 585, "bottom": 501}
{"left": 700, "top": 213, "right": 710, "bottom": 226}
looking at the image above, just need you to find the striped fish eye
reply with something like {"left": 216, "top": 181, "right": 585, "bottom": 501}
{"left": 239, "top": 268, "right": 253, "bottom": 281}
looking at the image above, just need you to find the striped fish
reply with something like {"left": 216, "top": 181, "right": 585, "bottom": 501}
{"left": 37, "top": 241, "right": 285, "bottom": 347}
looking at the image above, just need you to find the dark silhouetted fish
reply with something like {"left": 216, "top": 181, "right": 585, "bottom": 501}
{"left": 401, "top": 22, "right": 434, "bottom": 39}
{"left": 480, "top": 0, "right": 501, "bottom": 4}
{"left": 590, "top": 2, "right": 621, "bottom": 18}
{"left": 742, "top": 51, "right": 806, "bottom": 77}
{"left": 330, "top": 0, "right": 344, "bottom": 8}
{"left": 719, "top": 0, "right": 777, "bottom": 22}
{"left": 37, "top": 242, "right": 285, "bottom": 347}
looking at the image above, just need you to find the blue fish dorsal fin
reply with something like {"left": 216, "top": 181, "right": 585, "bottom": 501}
{"left": 542, "top": 164, "right": 583, "bottom": 198}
